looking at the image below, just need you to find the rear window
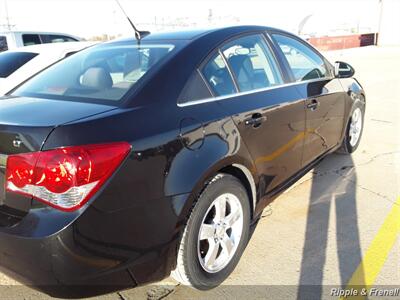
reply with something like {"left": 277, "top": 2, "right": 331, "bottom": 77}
{"left": 13, "top": 42, "right": 176, "bottom": 102}
{"left": 0, "top": 51, "right": 38, "bottom": 78}
{"left": 0, "top": 36, "right": 8, "bottom": 52}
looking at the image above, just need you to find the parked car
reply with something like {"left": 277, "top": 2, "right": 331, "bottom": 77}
{"left": 0, "top": 42, "right": 97, "bottom": 95}
{"left": 0, "top": 26, "right": 365, "bottom": 296}
{"left": 0, "top": 31, "right": 81, "bottom": 52}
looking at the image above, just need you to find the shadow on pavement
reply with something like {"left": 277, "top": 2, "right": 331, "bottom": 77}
{"left": 297, "top": 154, "right": 365, "bottom": 299}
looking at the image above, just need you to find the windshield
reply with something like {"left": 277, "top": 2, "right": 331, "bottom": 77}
{"left": 13, "top": 42, "right": 176, "bottom": 102}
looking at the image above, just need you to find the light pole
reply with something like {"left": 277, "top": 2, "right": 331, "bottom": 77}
{"left": 298, "top": 14, "right": 313, "bottom": 36}
{"left": 1, "top": 0, "right": 15, "bottom": 30}
{"left": 376, "top": 0, "right": 384, "bottom": 45}
{"left": 5, "top": 0, "right": 11, "bottom": 30}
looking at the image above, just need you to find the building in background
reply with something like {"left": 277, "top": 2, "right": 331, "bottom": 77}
{"left": 377, "top": 0, "right": 400, "bottom": 46}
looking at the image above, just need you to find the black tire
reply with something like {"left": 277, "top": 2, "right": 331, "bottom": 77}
{"left": 172, "top": 173, "right": 251, "bottom": 290}
{"left": 337, "top": 99, "right": 365, "bottom": 154}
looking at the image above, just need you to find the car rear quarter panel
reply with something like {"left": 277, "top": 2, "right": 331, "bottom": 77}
{"left": 41, "top": 97, "right": 257, "bottom": 282}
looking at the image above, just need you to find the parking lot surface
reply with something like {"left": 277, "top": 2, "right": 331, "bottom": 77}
{"left": 0, "top": 46, "right": 399, "bottom": 299}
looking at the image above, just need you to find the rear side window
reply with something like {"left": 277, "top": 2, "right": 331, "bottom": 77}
{"left": 178, "top": 71, "right": 212, "bottom": 104}
{"left": 0, "top": 51, "right": 38, "bottom": 78}
{"left": 272, "top": 34, "right": 328, "bottom": 81}
{"left": 202, "top": 52, "right": 236, "bottom": 97}
{"left": 41, "top": 34, "right": 78, "bottom": 43}
{"left": 222, "top": 34, "right": 283, "bottom": 92}
{"left": 0, "top": 36, "right": 8, "bottom": 52}
{"left": 22, "top": 34, "right": 41, "bottom": 46}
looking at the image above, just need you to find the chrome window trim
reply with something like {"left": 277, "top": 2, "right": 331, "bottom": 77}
{"left": 218, "top": 48, "right": 239, "bottom": 93}
{"left": 260, "top": 32, "right": 287, "bottom": 83}
{"left": 197, "top": 69, "right": 214, "bottom": 97}
{"left": 177, "top": 77, "right": 334, "bottom": 107}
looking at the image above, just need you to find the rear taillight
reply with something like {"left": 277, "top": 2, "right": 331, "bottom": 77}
{"left": 6, "top": 142, "right": 131, "bottom": 212}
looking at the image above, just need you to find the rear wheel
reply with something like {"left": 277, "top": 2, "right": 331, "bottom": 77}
{"left": 172, "top": 174, "right": 250, "bottom": 289}
{"left": 337, "top": 101, "right": 365, "bottom": 154}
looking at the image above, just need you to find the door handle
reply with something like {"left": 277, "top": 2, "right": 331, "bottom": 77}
{"left": 245, "top": 113, "right": 267, "bottom": 128}
{"left": 307, "top": 99, "right": 319, "bottom": 111}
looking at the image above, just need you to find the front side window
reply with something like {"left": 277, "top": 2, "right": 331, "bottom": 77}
{"left": 13, "top": 43, "right": 176, "bottom": 102}
{"left": 202, "top": 52, "right": 236, "bottom": 97}
{"left": 273, "top": 34, "right": 328, "bottom": 81}
{"left": 0, "top": 36, "right": 8, "bottom": 52}
{"left": 222, "top": 34, "right": 283, "bottom": 92}
{"left": 22, "top": 34, "right": 41, "bottom": 46}
{"left": 0, "top": 52, "right": 38, "bottom": 78}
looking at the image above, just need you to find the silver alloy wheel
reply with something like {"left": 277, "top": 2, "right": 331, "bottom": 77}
{"left": 349, "top": 107, "right": 363, "bottom": 147}
{"left": 197, "top": 193, "right": 244, "bottom": 273}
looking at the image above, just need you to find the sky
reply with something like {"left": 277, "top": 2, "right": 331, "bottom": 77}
{"left": 0, "top": 0, "right": 380, "bottom": 39}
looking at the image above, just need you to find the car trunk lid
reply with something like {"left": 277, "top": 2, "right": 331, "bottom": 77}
{"left": 0, "top": 96, "right": 117, "bottom": 220}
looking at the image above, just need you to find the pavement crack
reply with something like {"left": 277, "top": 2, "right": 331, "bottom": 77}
{"left": 312, "top": 151, "right": 399, "bottom": 178}
{"left": 286, "top": 151, "right": 398, "bottom": 196}
{"left": 117, "top": 292, "right": 128, "bottom": 300}
{"left": 260, "top": 204, "right": 273, "bottom": 219}
{"left": 370, "top": 118, "right": 393, "bottom": 124}
{"left": 355, "top": 151, "right": 399, "bottom": 167}
{"left": 163, "top": 284, "right": 181, "bottom": 299}
{"left": 346, "top": 178, "right": 389, "bottom": 200}
{"left": 335, "top": 171, "right": 397, "bottom": 205}
{"left": 147, "top": 285, "right": 177, "bottom": 300}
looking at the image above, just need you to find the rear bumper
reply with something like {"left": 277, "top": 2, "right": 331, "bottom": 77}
{"left": 0, "top": 208, "right": 136, "bottom": 297}
{"left": 0, "top": 231, "right": 137, "bottom": 298}
{"left": 0, "top": 193, "right": 190, "bottom": 297}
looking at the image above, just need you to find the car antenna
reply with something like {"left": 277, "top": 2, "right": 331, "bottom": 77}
{"left": 115, "top": 0, "right": 150, "bottom": 41}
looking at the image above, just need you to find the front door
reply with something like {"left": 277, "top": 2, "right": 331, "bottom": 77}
{"left": 271, "top": 33, "right": 345, "bottom": 166}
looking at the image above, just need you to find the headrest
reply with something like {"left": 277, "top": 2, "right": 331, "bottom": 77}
{"left": 228, "top": 55, "right": 253, "bottom": 73}
{"left": 81, "top": 67, "right": 113, "bottom": 89}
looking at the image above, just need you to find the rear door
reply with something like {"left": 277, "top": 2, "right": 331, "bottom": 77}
{"left": 205, "top": 34, "right": 306, "bottom": 196}
{"left": 271, "top": 33, "right": 345, "bottom": 166}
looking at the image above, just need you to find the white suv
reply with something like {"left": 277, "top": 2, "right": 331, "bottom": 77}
{"left": 0, "top": 31, "right": 81, "bottom": 52}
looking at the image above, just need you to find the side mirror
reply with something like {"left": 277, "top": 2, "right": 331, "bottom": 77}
{"left": 334, "top": 61, "right": 355, "bottom": 78}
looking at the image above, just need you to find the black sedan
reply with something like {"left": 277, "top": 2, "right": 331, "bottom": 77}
{"left": 0, "top": 26, "right": 365, "bottom": 296}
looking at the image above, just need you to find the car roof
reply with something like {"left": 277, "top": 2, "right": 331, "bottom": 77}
{"left": 114, "top": 25, "right": 281, "bottom": 43}
{"left": 9, "top": 41, "right": 98, "bottom": 54}
{"left": 141, "top": 28, "right": 217, "bottom": 40}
